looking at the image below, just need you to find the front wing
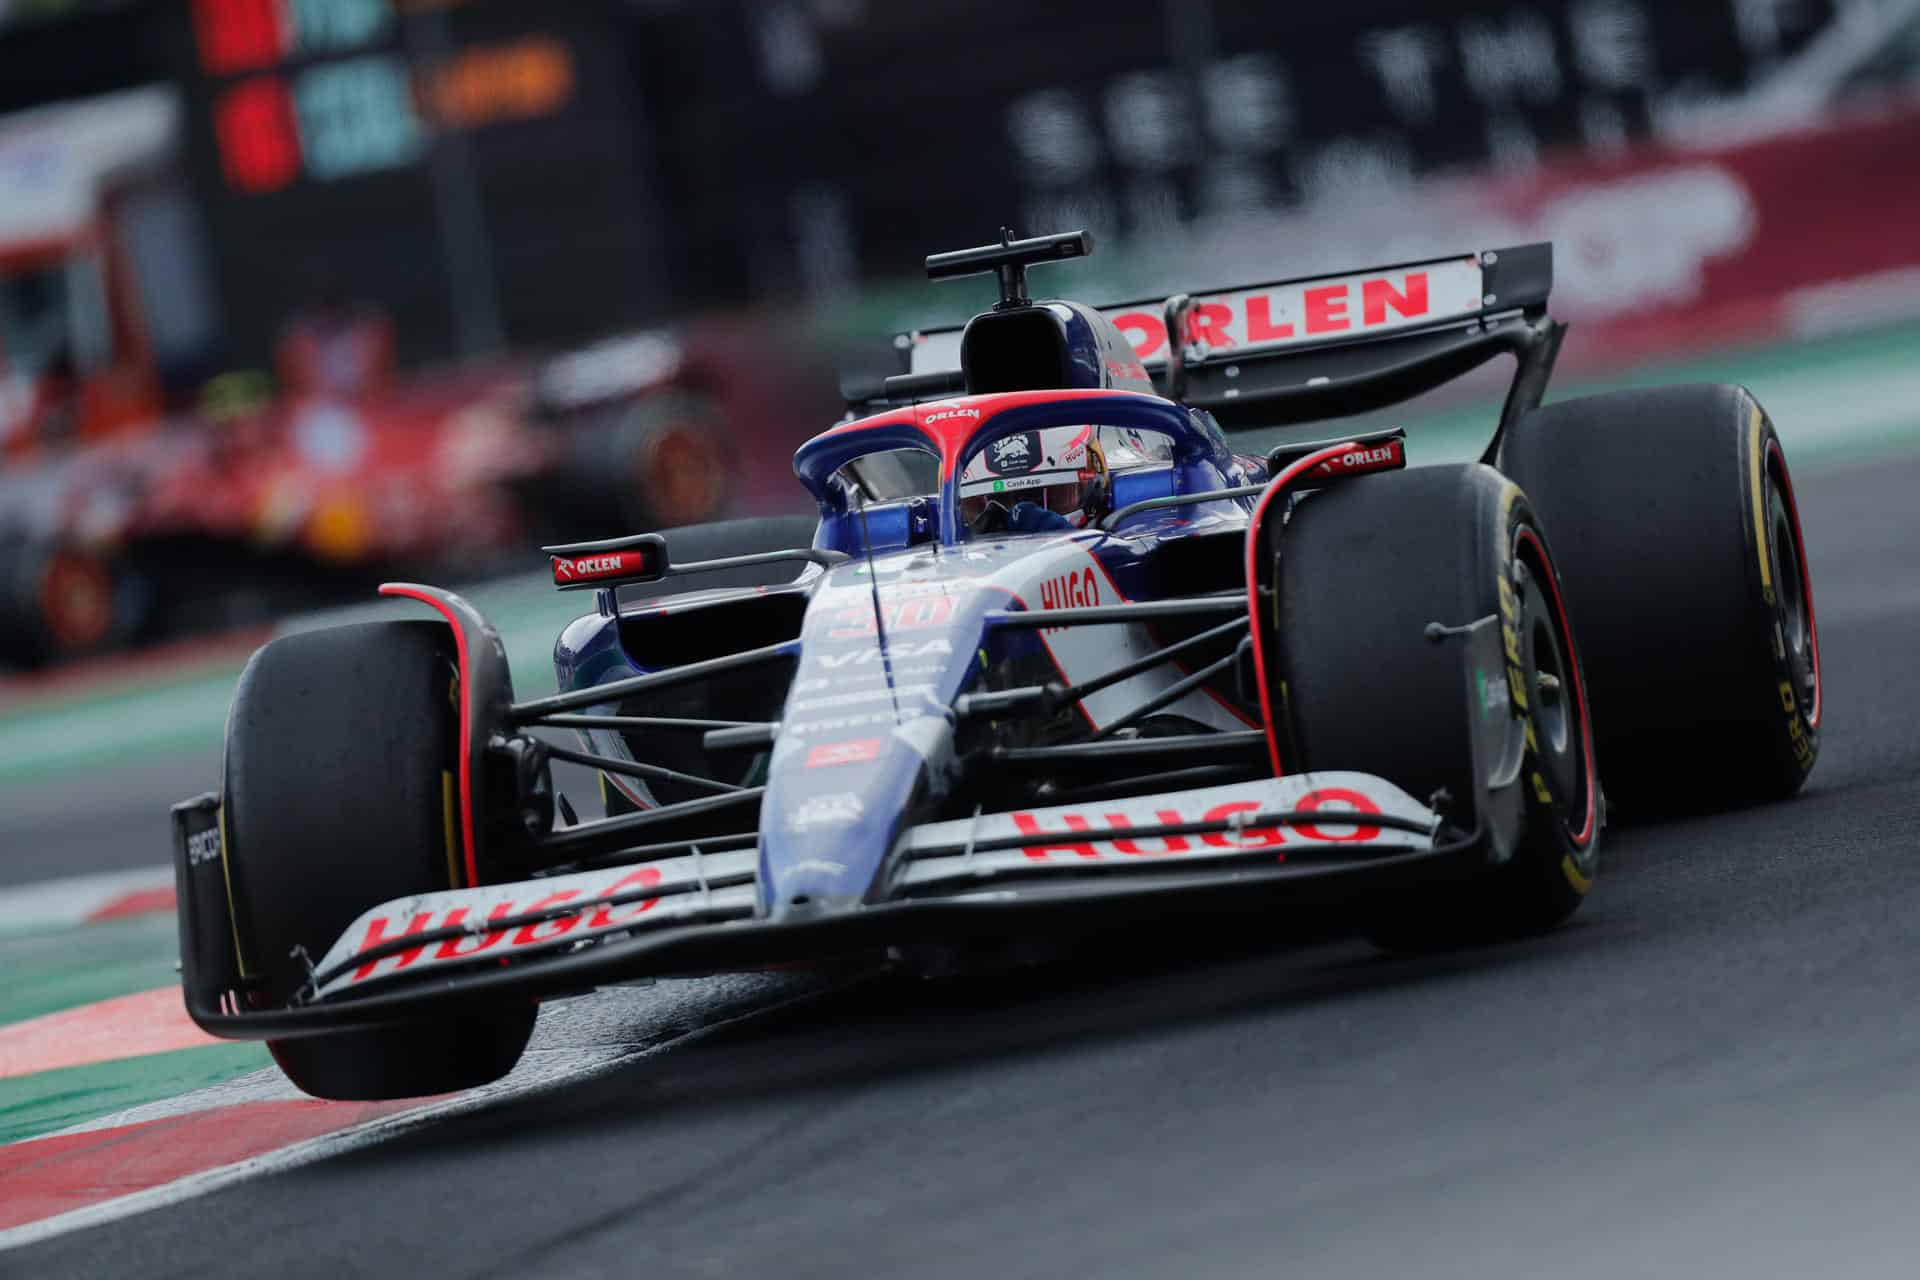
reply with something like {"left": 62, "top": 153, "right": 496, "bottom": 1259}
{"left": 172, "top": 770, "right": 1480, "bottom": 1040}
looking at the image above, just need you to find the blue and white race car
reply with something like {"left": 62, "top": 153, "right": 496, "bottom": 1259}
{"left": 172, "top": 230, "right": 1823, "bottom": 1099}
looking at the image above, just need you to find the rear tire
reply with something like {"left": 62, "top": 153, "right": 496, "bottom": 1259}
{"left": 1499, "top": 385, "right": 1820, "bottom": 812}
{"left": 223, "top": 621, "right": 534, "bottom": 1100}
{"left": 1271, "top": 464, "right": 1601, "bottom": 947}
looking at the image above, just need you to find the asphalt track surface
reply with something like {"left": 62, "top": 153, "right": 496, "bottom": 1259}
{"left": 9, "top": 452, "right": 1920, "bottom": 1278}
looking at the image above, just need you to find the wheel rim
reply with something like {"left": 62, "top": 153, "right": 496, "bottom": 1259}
{"left": 1513, "top": 527, "right": 1596, "bottom": 848}
{"left": 1765, "top": 448, "right": 1820, "bottom": 732}
{"left": 1529, "top": 610, "right": 1571, "bottom": 759}
{"left": 37, "top": 549, "right": 115, "bottom": 654}
{"left": 1771, "top": 496, "right": 1812, "bottom": 687}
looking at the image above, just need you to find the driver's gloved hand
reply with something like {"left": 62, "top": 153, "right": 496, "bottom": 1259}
{"left": 1009, "top": 501, "right": 1072, "bottom": 532}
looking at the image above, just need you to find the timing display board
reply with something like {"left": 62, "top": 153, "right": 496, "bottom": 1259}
{"left": 176, "top": 0, "right": 664, "bottom": 368}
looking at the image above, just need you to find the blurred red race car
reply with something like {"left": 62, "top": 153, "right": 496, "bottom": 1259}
{"left": 0, "top": 321, "right": 831, "bottom": 668}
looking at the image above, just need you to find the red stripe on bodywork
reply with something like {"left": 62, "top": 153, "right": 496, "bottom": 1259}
{"left": 377, "top": 585, "right": 477, "bottom": 887}
{"left": 1243, "top": 442, "right": 1362, "bottom": 777}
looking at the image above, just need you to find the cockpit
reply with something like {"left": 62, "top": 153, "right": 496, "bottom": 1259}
{"left": 798, "top": 389, "right": 1247, "bottom": 558}
{"left": 833, "top": 423, "right": 1174, "bottom": 538}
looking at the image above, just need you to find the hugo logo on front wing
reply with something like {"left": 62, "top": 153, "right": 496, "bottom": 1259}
{"left": 345, "top": 866, "right": 665, "bottom": 983}
{"left": 1011, "top": 787, "right": 1386, "bottom": 861}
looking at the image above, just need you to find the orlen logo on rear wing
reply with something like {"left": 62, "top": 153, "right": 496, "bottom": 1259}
{"left": 1107, "top": 256, "right": 1485, "bottom": 361}
{"left": 908, "top": 250, "right": 1499, "bottom": 376}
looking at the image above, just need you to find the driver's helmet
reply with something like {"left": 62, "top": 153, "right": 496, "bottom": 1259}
{"left": 959, "top": 425, "right": 1161, "bottom": 530}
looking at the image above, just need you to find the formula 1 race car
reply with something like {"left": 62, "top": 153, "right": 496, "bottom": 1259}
{"left": 172, "top": 230, "right": 1822, "bottom": 1100}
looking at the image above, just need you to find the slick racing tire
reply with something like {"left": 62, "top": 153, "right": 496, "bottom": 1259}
{"left": 1499, "top": 385, "right": 1819, "bottom": 812}
{"left": 223, "top": 621, "right": 535, "bottom": 1100}
{"left": 1273, "top": 463, "right": 1601, "bottom": 947}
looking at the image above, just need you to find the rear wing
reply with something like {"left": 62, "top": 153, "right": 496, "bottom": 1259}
{"left": 868, "top": 242, "right": 1563, "bottom": 439}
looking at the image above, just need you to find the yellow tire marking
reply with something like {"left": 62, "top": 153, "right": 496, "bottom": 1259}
{"left": 1504, "top": 477, "right": 1595, "bottom": 899}
{"left": 216, "top": 800, "right": 249, "bottom": 978}
{"left": 1560, "top": 853, "right": 1593, "bottom": 895}
{"left": 1748, "top": 401, "right": 1773, "bottom": 605}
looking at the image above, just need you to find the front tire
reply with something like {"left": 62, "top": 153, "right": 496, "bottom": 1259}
{"left": 223, "top": 620, "right": 534, "bottom": 1100}
{"left": 1270, "top": 463, "right": 1601, "bottom": 946}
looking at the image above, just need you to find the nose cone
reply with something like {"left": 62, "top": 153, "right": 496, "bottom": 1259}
{"left": 756, "top": 555, "right": 990, "bottom": 919}
{"left": 758, "top": 714, "right": 955, "bottom": 919}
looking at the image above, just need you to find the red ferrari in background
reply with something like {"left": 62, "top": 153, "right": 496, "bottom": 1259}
{"left": 0, "top": 320, "right": 832, "bottom": 667}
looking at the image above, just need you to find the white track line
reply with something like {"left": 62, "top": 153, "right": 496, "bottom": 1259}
{"left": 0, "top": 978, "right": 851, "bottom": 1253}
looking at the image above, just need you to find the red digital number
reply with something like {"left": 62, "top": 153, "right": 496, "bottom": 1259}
{"left": 214, "top": 78, "right": 302, "bottom": 194}
{"left": 194, "top": 0, "right": 287, "bottom": 76}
